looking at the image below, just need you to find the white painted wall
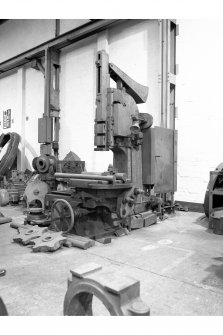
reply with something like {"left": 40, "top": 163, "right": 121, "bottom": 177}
{"left": 0, "top": 72, "right": 19, "bottom": 133}
{"left": 24, "top": 66, "right": 44, "bottom": 169}
{"left": 0, "top": 70, "right": 23, "bottom": 167}
{"left": 59, "top": 36, "right": 98, "bottom": 171}
{"left": 60, "top": 19, "right": 91, "bottom": 34}
{"left": 0, "top": 20, "right": 55, "bottom": 63}
{"left": 0, "top": 19, "right": 162, "bottom": 172}
{"left": 59, "top": 19, "right": 162, "bottom": 172}
{"left": 109, "top": 20, "right": 161, "bottom": 126}
{"left": 2, "top": 19, "right": 201, "bottom": 202}
{"left": 175, "top": 19, "right": 223, "bottom": 203}
{"left": 0, "top": 66, "right": 44, "bottom": 171}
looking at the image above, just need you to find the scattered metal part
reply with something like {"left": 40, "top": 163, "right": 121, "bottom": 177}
{"left": 96, "top": 237, "right": 111, "bottom": 244}
{"left": 128, "top": 211, "right": 157, "bottom": 230}
{"left": 129, "top": 214, "right": 144, "bottom": 229}
{"left": 114, "top": 227, "right": 129, "bottom": 237}
{"left": 0, "top": 269, "right": 6, "bottom": 277}
{"left": 32, "top": 232, "right": 67, "bottom": 252}
{"left": 62, "top": 233, "right": 95, "bottom": 249}
{"left": 0, "top": 297, "right": 8, "bottom": 316}
{"left": 143, "top": 212, "right": 157, "bottom": 227}
{"left": 63, "top": 263, "right": 150, "bottom": 316}
{"left": 10, "top": 222, "right": 27, "bottom": 229}
{"left": 13, "top": 225, "right": 48, "bottom": 245}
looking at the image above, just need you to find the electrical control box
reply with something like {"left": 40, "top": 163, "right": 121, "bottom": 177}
{"left": 142, "top": 126, "right": 177, "bottom": 193}
{"left": 38, "top": 117, "right": 52, "bottom": 143}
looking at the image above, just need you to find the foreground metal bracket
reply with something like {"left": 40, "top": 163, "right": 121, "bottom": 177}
{"left": 32, "top": 232, "right": 67, "bottom": 252}
{"left": 63, "top": 263, "right": 150, "bottom": 316}
{"left": 13, "top": 225, "right": 67, "bottom": 252}
{"left": 13, "top": 225, "right": 48, "bottom": 245}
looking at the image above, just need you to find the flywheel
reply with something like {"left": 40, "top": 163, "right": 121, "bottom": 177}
{"left": 51, "top": 199, "right": 74, "bottom": 233}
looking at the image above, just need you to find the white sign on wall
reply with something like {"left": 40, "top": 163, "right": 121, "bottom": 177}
{"left": 3, "top": 109, "right": 11, "bottom": 129}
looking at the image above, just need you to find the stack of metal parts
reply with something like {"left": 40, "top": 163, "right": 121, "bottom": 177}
{"left": 12, "top": 223, "right": 95, "bottom": 252}
{"left": 24, "top": 207, "right": 49, "bottom": 226}
{"left": 6, "top": 170, "right": 27, "bottom": 204}
{"left": 13, "top": 225, "right": 66, "bottom": 252}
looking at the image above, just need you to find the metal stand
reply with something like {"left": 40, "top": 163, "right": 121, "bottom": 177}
{"left": 64, "top": 263, "right": 150, "bottom": 316}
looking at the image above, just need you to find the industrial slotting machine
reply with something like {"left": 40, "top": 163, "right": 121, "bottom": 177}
{"left": 22, "top": 50, "right": 177, "bottom": 244}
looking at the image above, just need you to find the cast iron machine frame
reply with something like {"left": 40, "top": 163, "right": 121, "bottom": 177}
{"left": 29, "top": 49, "right": 178, "bottom": 239}
{"left": 38, "top": 50, "right": 157, "bottom": 238}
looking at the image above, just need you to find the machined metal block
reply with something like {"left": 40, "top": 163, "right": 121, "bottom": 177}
{"left": 13, "top": 225, "right": 48, "bottom": 245}
{"left": 32, "top": 232, "right": 67, "bottom": 252}
{"left": 64, "top": 263, "right": 150, "bottom": 316}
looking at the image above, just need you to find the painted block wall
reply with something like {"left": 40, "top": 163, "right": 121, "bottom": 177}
{"left": 175, "top": 19, "right": 223, "bottom": 203}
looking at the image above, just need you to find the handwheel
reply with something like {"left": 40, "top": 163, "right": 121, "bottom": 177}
{"left": 51, "top": 199, "right": 74, "bottom": 233}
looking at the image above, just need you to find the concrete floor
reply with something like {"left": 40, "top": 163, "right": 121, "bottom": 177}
{"left": 0, "top": 205, "right": 223, "bottom": 316}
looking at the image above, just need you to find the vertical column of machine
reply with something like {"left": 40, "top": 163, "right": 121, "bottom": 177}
{"left": 39, "top": 48, "right": 60, "bottom": 157}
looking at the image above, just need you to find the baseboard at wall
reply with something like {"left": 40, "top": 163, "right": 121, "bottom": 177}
{"left": 175, "top": 201, "right": 204, "bottom": 213}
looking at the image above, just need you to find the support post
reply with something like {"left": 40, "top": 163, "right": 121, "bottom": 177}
{"left": 39, "top": 48, "right": 60, "bottom": 157}
{"left": 17, "top": 67, "right": 26, "bottom": 171}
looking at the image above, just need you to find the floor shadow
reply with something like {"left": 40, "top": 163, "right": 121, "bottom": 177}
{"left": 202, "top": 256, "right": 223, "bottom": 290}
{"left": 213, "top": 256, "right": 223, "bottom": 262}
{"left": 194, "top": 215, "right": 214, "bottom": 234}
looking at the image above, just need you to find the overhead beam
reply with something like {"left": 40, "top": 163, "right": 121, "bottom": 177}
{"left": 0, "top": 19, "right": 127, "bottom": 74}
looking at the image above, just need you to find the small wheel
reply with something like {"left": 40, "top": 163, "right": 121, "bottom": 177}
{"left": 36, "top": 155, "right": 50, "bottom": 173}
{"left": 51, "top": 199, "right": 74, "bottom": 233}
